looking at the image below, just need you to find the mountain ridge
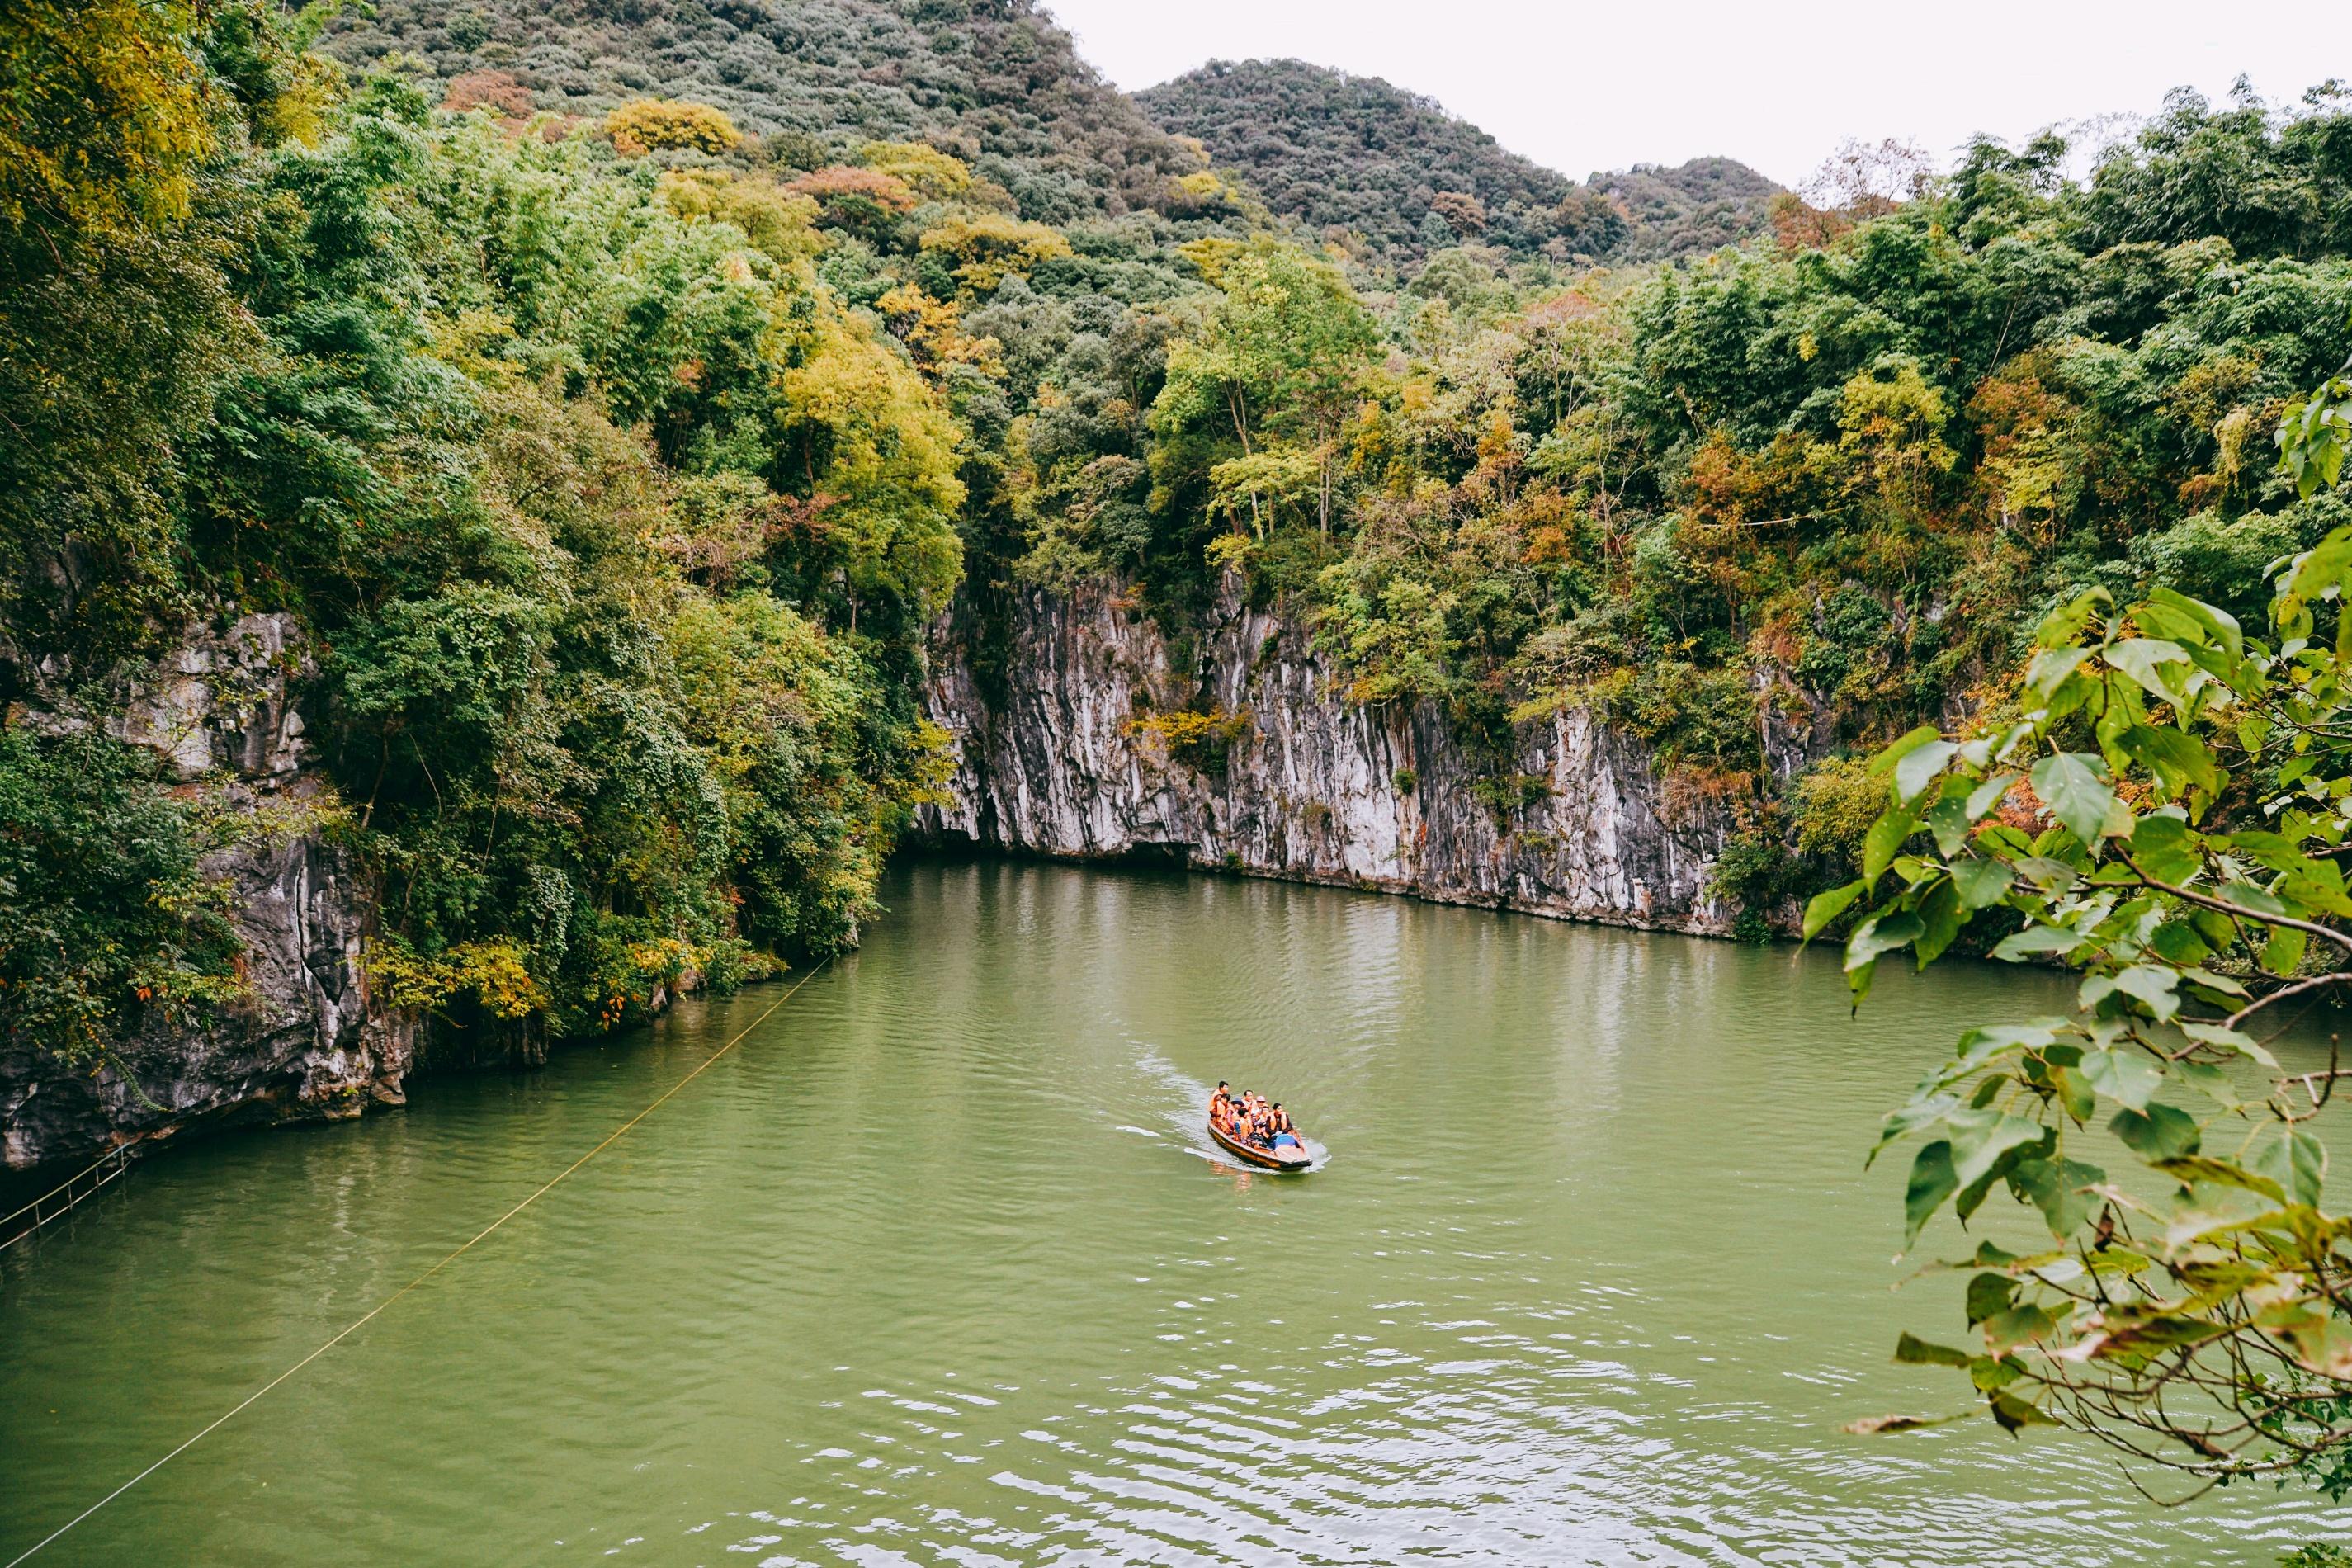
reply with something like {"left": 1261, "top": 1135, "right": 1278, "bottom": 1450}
{"left": 319, "top": 6, "right": 1775, "bottom": 264}
{"left": 1137, "top": 56, "right": 1780, "bottom": 263}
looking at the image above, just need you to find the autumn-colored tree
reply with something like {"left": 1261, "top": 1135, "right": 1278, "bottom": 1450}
{"left": 1429, "top": 190, "right": 1488, "bottom": 235}
{"left": 607, "top": 99, "right": 740, "bottom": 157}
{"left": 917, "top": 213, "right": 1073, "bottom": 293}
{"left": 768, "top": 295, "right": 967, "bottom": 628}
{"left": 857, "top": 139, "right": 971, "bottom": 200}
{"left": 785, "top": 166, "right": 917, "bottom": 236}
{"left": 658, "top": 168, "right": 823, "bottom": 262}
{"left": 0, "top": 0, "right": 215, "bottom": 246}
{"left": 443, "top": 68, "right": 534, "bottom": 120}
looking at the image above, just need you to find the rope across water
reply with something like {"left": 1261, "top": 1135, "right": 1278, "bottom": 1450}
{"left": 2, "top": 956, "right": 833, "bottom": 1567}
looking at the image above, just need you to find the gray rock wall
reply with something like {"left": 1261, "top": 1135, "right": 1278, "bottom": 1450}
{"left": 918, "top": 582, "right": 1739, "bottom": 934}
{"left": 1, "top": 614, "right": 413, "bottom": 1170}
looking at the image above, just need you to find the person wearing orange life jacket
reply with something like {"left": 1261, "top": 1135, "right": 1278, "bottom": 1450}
{"left": 1268, "top": 1103, "right": 1301, "bottom": 1155}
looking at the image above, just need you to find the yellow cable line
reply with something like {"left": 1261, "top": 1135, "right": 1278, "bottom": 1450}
{"left": 3, "top": 956, "right": 834, "bottom": 1568}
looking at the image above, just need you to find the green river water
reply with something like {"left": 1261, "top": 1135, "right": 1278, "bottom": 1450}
{"left": 4, "top": 860, "right": 2350, "bottom": 1565}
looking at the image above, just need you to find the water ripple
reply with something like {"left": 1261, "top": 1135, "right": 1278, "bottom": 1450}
{"left": 3, "top": 862, "right": 2348, "bottom": 1563}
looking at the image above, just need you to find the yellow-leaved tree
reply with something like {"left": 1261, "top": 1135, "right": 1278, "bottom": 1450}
{"left": 0, "top": 0, "right": 215, "bottom": 243}
{"left": 607, "top": 99, "right": 740, "bottom": 157}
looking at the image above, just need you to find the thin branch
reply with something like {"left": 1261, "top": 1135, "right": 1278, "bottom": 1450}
{"left": 2226, "top": 973, "right": 2352, "bottom": 1031}
{"left": 2119, "top": 851, "right": 2352, "bottom": 956}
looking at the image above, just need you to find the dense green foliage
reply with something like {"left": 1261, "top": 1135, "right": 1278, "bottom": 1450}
{"left": 1055, "top": 81, "right": 2352, "bottom": 930}
{"left": 319, "top": 0, "right": 1207, "bottom": 222}
{"left": 0, "top": 731, "right": 243, "bottom": 1068}
{"left": 1816, "top": 378, "right": 2352, "bottom": 1492}
{"left": 1136, "top": 58, "right": 1778, "bottom": 265}
{"left": 0, "top": 5, "right": 964, "bottom": 1056}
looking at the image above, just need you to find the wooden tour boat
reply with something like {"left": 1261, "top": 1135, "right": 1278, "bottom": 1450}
{"left": 1208, "top": 1115, "right": 1311, "bottom": 1171}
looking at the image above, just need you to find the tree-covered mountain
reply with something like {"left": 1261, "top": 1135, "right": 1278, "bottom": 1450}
{"left": 319, "top": 0, "right": 1208, "bottom": 221}
{"left": 1136, "top": 57, "right": 1778, "bottom": 263}
{"left": 1580, "top": 156, "right": 1783, "bottom": 262}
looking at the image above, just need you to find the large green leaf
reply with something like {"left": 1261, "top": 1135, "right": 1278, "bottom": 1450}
{"left": 2285, "top": 525, "right": 2352, "bottom": 606}
{"left": 1863, "top": 802, "right": 1920, "bottom": 884}
{"left": 1914, "top": 877, "right": 1963, "bottom": 966}
{"left": 2117, "top": 725, "right": 2218, "bottom": 797}
{"left": 2036, "top": 588, "right": 2109, "bottom": 649}
{"left": 2143, "top": 585, "right": 2242, "bottom": 659}
{"left": 2050, "top": 1063, "right": 2096, "bottom": 1123}
{"left": 2217, "top": 881, "right": 2287, "bottom": 917}
{"left": 1982, "top": 1303, "right": 2061, "bottom": 1357}
{"left": 1964, "top": 772, "right": 2021, "bottom": 823}
{"left": 2030, "top": 753, "right": 2114, "bottom": 847}
{"left": 1950, "top": 855, "right": 2012, "bottom": 910}
{"left": 2146, "top": 917, "right": 2212, "bottom": 964}
{"left": 1943, "top": 1108, "right": 2047, "bottom": 1192}
{"left": 2151, "top": 1155, "right": 2284, "bottom": 1203}
{"left": 1964, "top": 1271, "right": 2015, "bottom": 1325}
{"left": 2263, "top": 923, "right": 2308, "bottom": 976}
{"left": 1989, "top": 1391, "right": 2062, "bottom": 1433}
{"left": 2088, "top": 1308, "right": 2232, "bottom": 1358}
{"left": 2025, "top": 645, "right": 2087, "bottom": 698}
{"left": 2112, "top": 1103, "right": 2201, "bottom": 1161}
{"left": 1904, "top": 1139, "right": 1958, "bottom": 1247}
{"left": 2288, "top": 1127, "right": 2327, "bottom": 1207}
{"left": 2109, "top": 964, "right": 2182, "bottom": 1022}
{"left": 2103, "top": 637, "right": 2193, "bottom": 705}
{"left": 1923, "top": 794, "right": 1974, "bottom": 857}
{"left": 1868, "top": 724, "right": 1943, "bottom": 778}
{"left": 2010, "top": 1155, "right": 2104, "bottom": 1238}
{"left": 1894, "top": 739, "right": 1958, "bottom": 804}
{"left": 1893, "top": 1333, "right": 1975, "bottom": 1368}
{"left": 1802, "top": 879, "right": 1865, "bottom": 940}
{"left": 1991, "top": 923, "right": 2083, "bottom": 961}
{"left": 1870, "top": 1092, "right": 1961, "bottom": 1164}
{"left": 2178, "top": 1020, "right": 2279, "bottom": 1069}
{"left": 2250, "top": 1126, "right": 2329, "bottom": 1207}
{"left": 2080, "top": 1046, "right": 2164, "bottom": 1110}
{"left": 1845, "top": 912, "right": 1923, "bottom": 972}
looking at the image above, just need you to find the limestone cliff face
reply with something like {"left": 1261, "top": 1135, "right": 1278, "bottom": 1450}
{"left": 918, "top": 583, "right": 1740, "bottom": 934}
{"left": 1, "top": 614, "right": 414, "bottom": 1170}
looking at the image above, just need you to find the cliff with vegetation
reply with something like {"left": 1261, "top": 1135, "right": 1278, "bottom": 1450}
{"left": 920, "top": 580, "right": 1742, "bottom": 930}
{"left": 6, "top": 0, "right": 2352, "bottom": 1165}
{"left": 1, "top": 616, "right": 413, "bottom": 1169}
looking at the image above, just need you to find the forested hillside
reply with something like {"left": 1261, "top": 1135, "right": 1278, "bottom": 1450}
{"left": 1136, "top": 57, "right": 1778, "bottom": 263}
{"left": 319, "top": 0, "right": 1209, "bottom": 221}
{"left": 5, "top": 0, "right": 2351, "bottom": 1075}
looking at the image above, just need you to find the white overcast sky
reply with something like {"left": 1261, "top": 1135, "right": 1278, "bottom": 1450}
{"left": 1043, "top": 0, "right": 2338, "bottom": 188}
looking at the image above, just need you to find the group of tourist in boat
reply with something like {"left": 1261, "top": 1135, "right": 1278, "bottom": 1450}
{"left": 1209, "top": 1082, "right": 1302, "bottom": 1155}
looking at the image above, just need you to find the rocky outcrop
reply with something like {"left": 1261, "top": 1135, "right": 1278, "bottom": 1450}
{"left": 918, "top": 582, "right": 1741, "bottom": 934}
{"left": 0, "top": 614, "right": 414, "bottom": 1170}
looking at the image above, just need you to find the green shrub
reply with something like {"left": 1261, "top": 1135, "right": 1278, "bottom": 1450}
{"left": 0, "top": 730, "right": 244, "bottom": 1065}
